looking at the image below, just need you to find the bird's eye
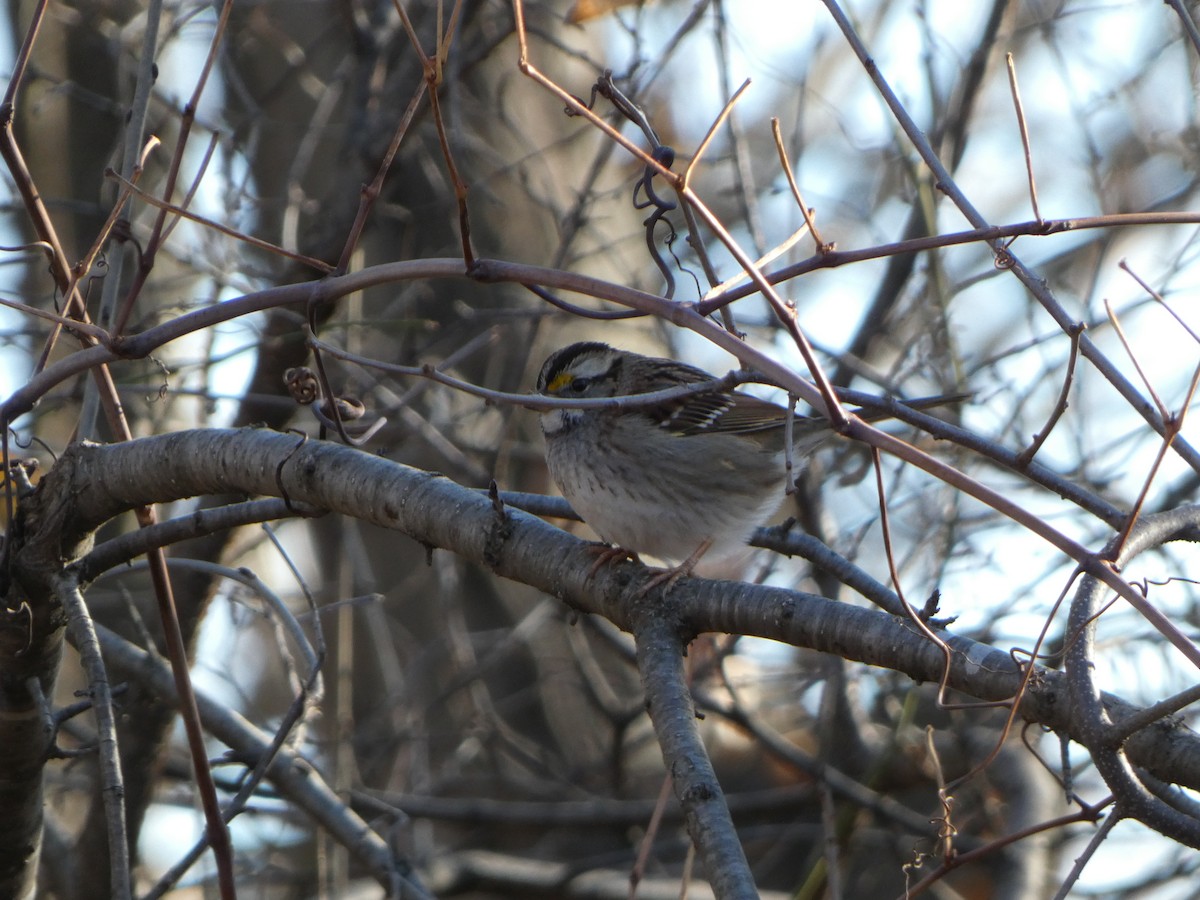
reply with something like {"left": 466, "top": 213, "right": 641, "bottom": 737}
{"left": 569, "top": 377, "right": 591, "bottom": 393}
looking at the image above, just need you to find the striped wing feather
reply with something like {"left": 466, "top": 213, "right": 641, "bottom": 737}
{"left": 631, "top": 358, "right": 792, "bottom": 436}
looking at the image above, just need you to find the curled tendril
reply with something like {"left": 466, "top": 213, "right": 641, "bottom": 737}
{"left": 993, "top": 239, "right": 1017, "bottom": 270}
{"left": 284, "top": 367, "right": 320, "bottom": 405}
{"left": 286, "top": 366, "right": 383, "bottom": 445}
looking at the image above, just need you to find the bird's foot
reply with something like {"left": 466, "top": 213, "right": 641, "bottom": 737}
{"left": 636, "top": 539, "right": 713, "bottom": 597}
{"left": 586, "top": 543, "right": 641, "bottom": 579}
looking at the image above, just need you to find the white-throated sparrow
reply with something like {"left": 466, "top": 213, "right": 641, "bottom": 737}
{"left": 536, "top": 341, "right": 957, "bottom": 577}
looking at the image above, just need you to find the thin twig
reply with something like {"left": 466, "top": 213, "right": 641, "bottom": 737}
{"left": 105, "top": 171, "right": 333, "bottom": 273}
{"left": 1121, "top": 258, "right": 1200, "bottom": 346}
{"left": 1048, "top": 805, "right": 1119, "bottom": 900}
{"left": 158, "top": 131, "right": 221, "bottom": 247}
{"left": 428, "top": 79, "right": 476, "bottom": 266}
{"left": 1104, "top": 298, "right": 1167, "bottom": 418}
{"left": 870, "top": 447, "right": 958, "bottom": 708}
{"left": 681, "top": 77, "right": 751, "bottom": 189}
{"left": 817, "top": 0, "right": 1200, "bottom": 480}
{"left": 1005, "top": 53, "right": 1041, "bottom": 224}
{"left": 523, "top": 283, "right": 645, "bottom": 319}
{"left": 712, "top": 0, "right": 766, "bottom": 256}
{"left": 1165, "top": 0, "right": 1200, "bottom": 57}
{"left": 336, "top": 79, "right": 429, "bottom": 273}
{"left": 1108, "top": 682, "right": 1200, "bottom": 744}
{"left": 629, "top": 776, "right": 674, "bottom": 899}
{"left": 1100, "top": 295, "right": 1200, "bottom": 560}
{"left": 393, "top": 0, "right": 474, "bottom": 266}
{"left": 56, "top": 573, "right": 131, "bottom": 900}
{"left": 770, "top": 117, "right": 830, "bottom": 252}
{"left": 1015, "top": 321, "right": 1083, "bottom": 467}
{"left": 702, "top": 224, "right": 814, "bottom": 302}
{"left": 111, "top": 0, "right": 236, "bottom": 336}
{"left": 309, "top": 332, "right": 752, "bottom": 411}
{"left": 2, "top": 0, "right": 48, "bottom": 107}
{"left": 72, "top": 136, "right": 160, "bottom": 295}
{"left": 903, "top": 800, "right": 1111, "bottom": 900}
{"left": 0, "top": 295, "right": 109, "bottom": 341}
{"left": 699, "top": 210, "right": 1200, "bottom": 314}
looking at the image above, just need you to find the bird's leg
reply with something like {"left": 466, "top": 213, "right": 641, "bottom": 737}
{"left": 637, "top": 538, "right": 713, "bottom": 596}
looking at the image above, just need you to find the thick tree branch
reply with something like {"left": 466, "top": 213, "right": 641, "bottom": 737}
{"left": 12, "top": 430, "right": 1200, "bottom": 814}
{"left": 1065, "top": 507, "right": 1200, "bottom": 847}
{"left": 633, "top": 613, "right": 757, "bottom": 898}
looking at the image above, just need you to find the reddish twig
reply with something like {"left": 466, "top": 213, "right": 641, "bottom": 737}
{"left": 512, "top": 0, "right": 845, "bottom": 427}
{"left": 1015, "top": 321, "right": 1084, "bottom": 467}
{"left": 770, "top": 117, "right": 831, "bottom": 254}
{"left": 335, "top": 80, "right": 430, "bottom": 273}
{"left": 105, "top": 171, "right": 333, "bottom": 274}
{"left": 901, "top": 799, "right": 1111, "bottom": 899}
{"left": 393, "top": 0, "right": 475, "bottom": 266}
{"left": 1005, "top": 52, "right": 1041, "bottom": 224}
{"left": 112, "top": 0, "right": 237, "bottom": 336}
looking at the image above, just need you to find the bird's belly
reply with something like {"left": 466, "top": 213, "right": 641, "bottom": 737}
{"left": 547, "top": 429, "right": 785, "bottom": 566}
